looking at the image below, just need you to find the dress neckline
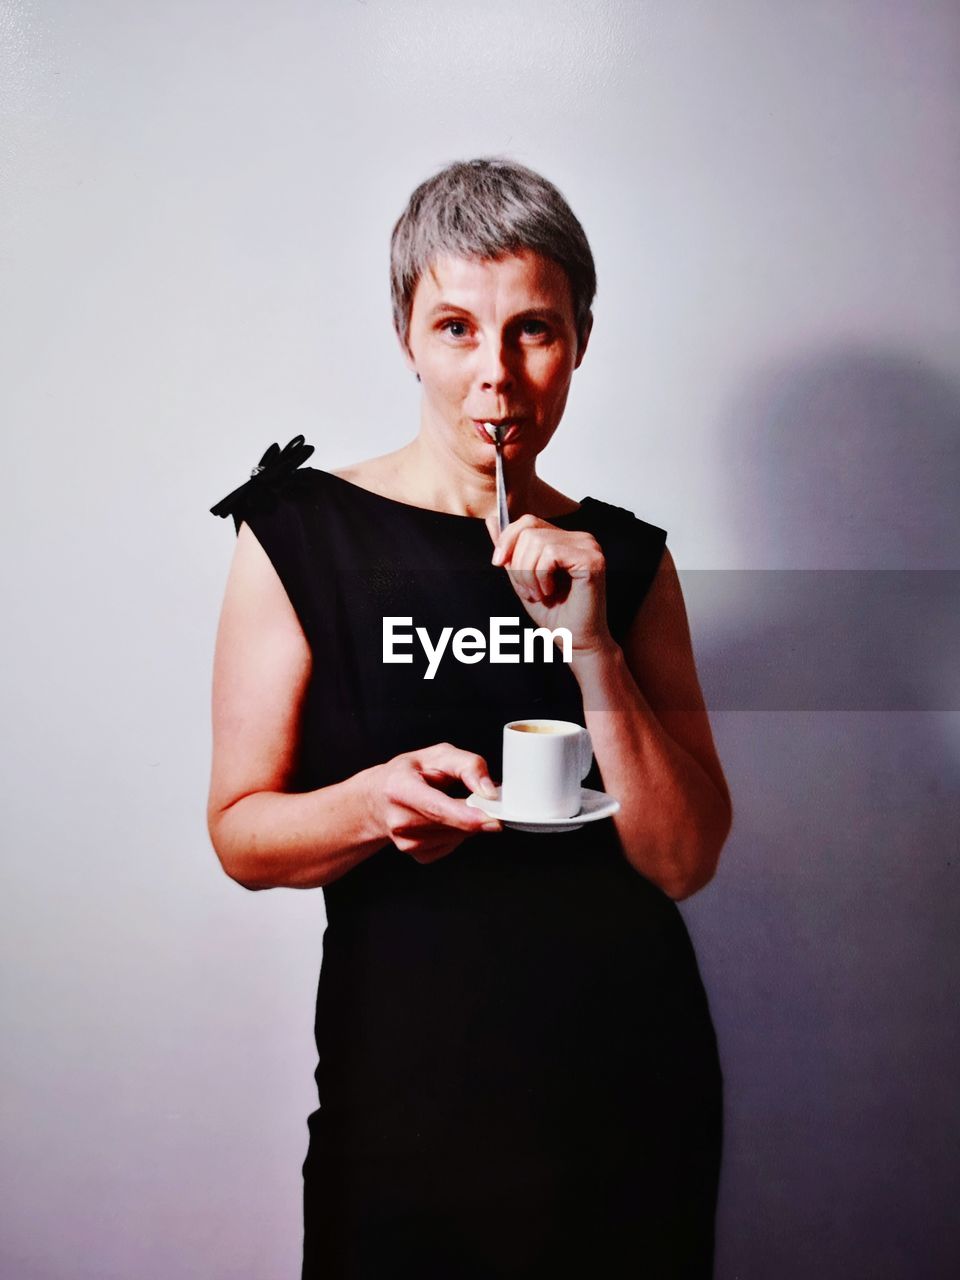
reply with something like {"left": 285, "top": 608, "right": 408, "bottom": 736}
{"left": 317, "top": 468, "right": 592, "bottom": 526}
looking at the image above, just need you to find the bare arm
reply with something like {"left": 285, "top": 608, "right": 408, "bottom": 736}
{"left": 207, "top": 523, "right": 498, "bottom": 890}
{"left": 570, "top": 548, "right": 732, "bottom": 900}
{"left": 489, "top": 515, "right": 731, "bottom": 900}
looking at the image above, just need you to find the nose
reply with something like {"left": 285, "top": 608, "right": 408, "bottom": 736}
{"left": 478, "top": 334, "right": 515, "bottom": 395}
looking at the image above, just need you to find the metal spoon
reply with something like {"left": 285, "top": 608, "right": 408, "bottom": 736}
{"left": 484, "top": 423, "right": 510, "bottom": 536}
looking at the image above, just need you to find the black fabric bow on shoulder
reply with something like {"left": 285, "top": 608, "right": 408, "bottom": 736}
{"left": 210, "top": 435, "right": 315, "bottom": 531}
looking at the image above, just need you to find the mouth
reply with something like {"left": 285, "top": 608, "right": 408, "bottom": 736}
{"left": 473, "top": 419, "right": 524, "bottom": 445}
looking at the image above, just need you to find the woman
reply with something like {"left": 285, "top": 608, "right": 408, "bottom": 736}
{"left": 209, "top": 158, "right": 731, "bottom": 1278}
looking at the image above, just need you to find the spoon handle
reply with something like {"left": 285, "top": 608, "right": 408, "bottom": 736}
{"left": 495, "top": 444, "right": 509, "bottom": 536}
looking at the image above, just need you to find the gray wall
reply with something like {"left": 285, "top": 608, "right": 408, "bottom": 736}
{"left": 2, "top": 2, "right": 957, "bottom": 1277}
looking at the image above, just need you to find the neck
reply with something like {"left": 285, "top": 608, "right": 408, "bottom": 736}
{"left": 393, "top": 431, "right": 546, "bottom": 521}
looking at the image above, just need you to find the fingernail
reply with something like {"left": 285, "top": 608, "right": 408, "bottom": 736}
{"left": 482, "top": 821, "right": 502, "bottom": 832}
{"left": 480, "top": 778, "right": 497, "bottom": 798}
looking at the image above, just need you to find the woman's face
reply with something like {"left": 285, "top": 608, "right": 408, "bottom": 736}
{"left": 403, "top": 249, "right": 589, "bottom": 465}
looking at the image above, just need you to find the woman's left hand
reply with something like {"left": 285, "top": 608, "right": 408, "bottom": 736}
{"left": 490, "top": 514, "right": 612, "bottom": 656}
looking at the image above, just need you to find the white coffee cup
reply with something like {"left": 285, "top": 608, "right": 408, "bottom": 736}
{"left": 501, "top": 719, "right": 593, "bottom": 820}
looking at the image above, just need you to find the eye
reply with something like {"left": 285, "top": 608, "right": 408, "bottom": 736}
{"left": 519, "top": 318, "right": 550, "bottom": 340}
{"left": 439, "top": 318, "right": 471, "bottom": 339}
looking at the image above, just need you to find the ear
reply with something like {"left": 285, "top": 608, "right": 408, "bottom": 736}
{"left": 574, "top": 313, "right": 593, "bottom": 369}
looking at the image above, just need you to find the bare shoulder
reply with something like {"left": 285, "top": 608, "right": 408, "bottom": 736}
{"left": 223, "top": 523, "right": 302, "bottom": 631}
{"left": 208, "top": 523, "right": 311, "bottom": 821}
{"left": 331, "top": 451, "right": 408, "bottom": 498}
{"left": 216, "top": 523, "right": 311, "bottom": 697}
{"left": 625, "top": 547, "right": 698, "bottom": 703}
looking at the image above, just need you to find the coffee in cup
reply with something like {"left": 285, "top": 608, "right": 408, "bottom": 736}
{"left": 501, "top": 718, "right": 593, "bottom": 819}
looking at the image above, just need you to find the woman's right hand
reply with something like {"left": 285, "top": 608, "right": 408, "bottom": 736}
{"left": 367, "top": 743, "right": 502, "bottom": 864}
{"left": 210, "top": 528, "right": 500, "bottom": 889}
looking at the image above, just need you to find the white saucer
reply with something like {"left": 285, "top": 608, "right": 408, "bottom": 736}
{"left": 466, "top": 786, "right": 620, "bottom": 834}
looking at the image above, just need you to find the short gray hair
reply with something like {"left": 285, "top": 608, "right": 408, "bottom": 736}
{"left": 390, "top": 157, "right": 596, "bottom": 353}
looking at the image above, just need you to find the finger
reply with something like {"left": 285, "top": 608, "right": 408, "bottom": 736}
{"left": 396, "top": 831, "right": 467, "bottom": 861}
{"left": 414, "top": 744, "right": 498, "bottom": 798}
{"left": 491, "top": 513, "right": 546, "bottom": 567}
{"left": 507, "top": 565, "right": 540, "bottom": 603}
{"left": 409, "top": 845, "right": 457, "bottom": 865}
{"left": 532, "top": 546, "right": 562, "bottom": 600}
{"left": 500, "top": 529, "right": 543, "bottom": 601}
{"left": 513, "top": 530, "right": 570, "bottom": 603}
{"left": 398, "top": 774, "right": 495, "bottom": 832}
{"left": 564, "top": 534, "right": 605, "bottom": 579}
{"left": 395, "top": 818, "right": 500, "bottom": 853}
{"left": 410, "top": 826, "right": 501, "bottom": 864}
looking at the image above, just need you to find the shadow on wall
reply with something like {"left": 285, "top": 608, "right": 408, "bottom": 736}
{"left": 724, "top": 346, "right": 960, "bottom": 571}
{"left": 682, "top": 347, "right": 960, "bottom": 1280}
{"left": 689, "top": 346, "right": 960, "bottom": 716}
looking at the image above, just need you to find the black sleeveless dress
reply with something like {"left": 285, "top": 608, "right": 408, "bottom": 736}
{"left": 213, "top": 452, "right": 722, "bottom": 1278}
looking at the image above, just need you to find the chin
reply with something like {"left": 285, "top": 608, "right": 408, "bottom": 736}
{"left": 508, "top": 427, "right": 552, "bottom": 454}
